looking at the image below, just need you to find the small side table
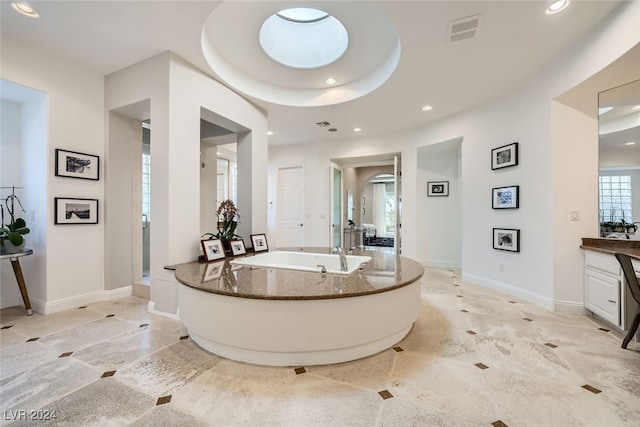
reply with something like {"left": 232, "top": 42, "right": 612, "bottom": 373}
{"left": 1, "top": 249, "right": 34, "bottom": 315}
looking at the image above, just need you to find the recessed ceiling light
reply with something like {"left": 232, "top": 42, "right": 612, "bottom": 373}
{"left": 625, "top": 142, "right": 636, "bottom": 146}
{"left": 354, "top": 128, "right": 362, "bottom": 132}
{"left": 422, "top": 105, "right": 433, "bottom": 111}
{"left": 325, "top": 77, "right": 336, "bottom": 85}
{"left": 267, "top": 131, "right": 274, "bottom": 136}
{"left": 546, "top": 0, "right": 569, "bottom": 15}
{"left": 217, "top": 152, "right": 222, "bottom": 155}
{"left": 12, "top": 2, "right": 39, "bottom": 18}
{"left": 632, "top": 105, "right": 640, "bottom": 111}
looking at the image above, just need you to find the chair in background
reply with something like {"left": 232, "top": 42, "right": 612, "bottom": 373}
{"left": 613, "top": 253, "right": 640, "bottom": 349}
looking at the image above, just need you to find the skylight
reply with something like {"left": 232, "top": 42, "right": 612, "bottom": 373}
{"left": 259, "top": 8, "right": 349, "bottom": 69}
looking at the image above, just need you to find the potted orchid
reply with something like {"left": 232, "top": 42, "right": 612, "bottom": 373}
{"left": 202, "top": 199, "right": 241, "bottom": 252}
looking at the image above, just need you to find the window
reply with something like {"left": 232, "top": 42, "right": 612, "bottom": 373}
{"left": 599, "top": 175, "right": 632, "bottom": 222}
{"left": 142, "top": 151, "right": 151, "bottom": 221}
{"left": 385, "top": 191, "right": 395, "bottom": 234}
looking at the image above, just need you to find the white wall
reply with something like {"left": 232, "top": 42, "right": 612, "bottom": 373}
{"left": 106, "top": 52, "right": 267, "bottom": 316}
{"left": 417, "top": 139, "right": 461, "bottom": 268}
{"left": 1, "top": 35, "right": 105, "bottom": 313}
{"left": 268, "top": 1, "right": 640, "bottom": 311}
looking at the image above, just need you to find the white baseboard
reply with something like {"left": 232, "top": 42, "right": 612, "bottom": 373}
{"left": 461, "top": 273, "right": 584, "bottom": 313}
{"left": 37, "top": 286, "right": 133, "bottom": 315}
{"left": 147, "top": 300, "right": 180, "bottom": 321}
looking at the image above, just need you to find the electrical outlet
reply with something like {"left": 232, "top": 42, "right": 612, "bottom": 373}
{"left": 499, "top": 264, "right": 504, "bottom": 272}
{"left": 570, "top": 210, "right": 580, "bottom": 221}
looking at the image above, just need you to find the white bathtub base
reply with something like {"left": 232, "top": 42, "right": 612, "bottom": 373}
{"left": 188, "top": 326, "right": 412, "bottom": 366}
{"left": 179, "top": 281, "right": 420, "bottom": 366}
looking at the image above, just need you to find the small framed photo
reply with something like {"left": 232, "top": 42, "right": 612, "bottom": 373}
{"left": 201, "top": 238, "right": 226, "bottom": 262}
{"left": 202, "top": 261, "right": 225, "bottom": 282}
{"left": 491, "top": 142, "right": 518, "bottom": 170}
{"left": 427, "top": 181, "right": 449, "bottom": 197}
{"left": 493, "top": 228, "right": 520, "bottom": 252}
{"left": 55, "top": 149, "right": 100, "bottom": 180}
{"left": 492, "top": 185, "right": 519, "bottom": 209}
{"left": 250, "top": 234, "right": 269, "bottom": 252}
{"left": 230, "top": 239, "right": 246, "bottom": 256}
{"left": 54, "top": 198, "right": 99, "bottom": 224}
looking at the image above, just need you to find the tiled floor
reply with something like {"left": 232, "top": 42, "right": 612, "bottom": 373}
{"left": 1, "top": 268, "right": 639, "bottom": 426}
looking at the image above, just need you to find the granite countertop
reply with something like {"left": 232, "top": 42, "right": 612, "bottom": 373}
{"left": 581, "top": 238, "right": 640, "bottom": 257}
{"left": 172, "top": 247, "right": 424, "bottom": 300}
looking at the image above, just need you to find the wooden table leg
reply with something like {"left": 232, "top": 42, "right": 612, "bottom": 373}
{"left": 10, "top": 258, "right": 33, "bottom": 315}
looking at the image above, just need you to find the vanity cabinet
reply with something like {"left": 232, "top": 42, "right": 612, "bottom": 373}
{"left": 584, "top": 250, "right": 621, "bottom": 326}
{"left": 583, "top": 249, "right": 637, "bottom": 339}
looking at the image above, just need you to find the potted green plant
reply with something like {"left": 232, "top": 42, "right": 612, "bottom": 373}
{"left": 202, "top": 199, "right": 241, "bottom": 253}
{"left": 0, "top": 217, "right": 30, "bottom": 253}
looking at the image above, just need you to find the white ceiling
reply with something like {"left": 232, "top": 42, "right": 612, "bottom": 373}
{"left": 0, "top": 1, "right": 626, "bottom": 146}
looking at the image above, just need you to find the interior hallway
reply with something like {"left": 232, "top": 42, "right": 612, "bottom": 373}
{"left": 1, "top": 267, "right": 639, "bottom": 426}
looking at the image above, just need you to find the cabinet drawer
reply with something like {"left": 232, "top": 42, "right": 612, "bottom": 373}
{"left": 585, "top": 250, "right": 621, "bottom": 275}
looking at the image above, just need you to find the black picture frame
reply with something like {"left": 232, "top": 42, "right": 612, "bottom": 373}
{"left": 250, "top": 234, "right": 269, "bottom": 252}
{"left": 230, "top": 239, "right": 247, "bottom": 256}
{"left": 492, "top": 185, "right": 519, "bottom": 209}
{"left": 491, "top": 142, "right": 518, "bottom": 170}
{"left": 493, "top": 228, "right": 520, "bottom": 252}
{"left": 54, "top": 197, "right": 99, "bottom": 224}
{"left": 427, "top": 181, "right": 449, "bottom": 197}
{"left": 201, "top": 238, "right": 226, "bottom": 262}
{"left": 55, "top": 149, "right": 100, "bottom": 180}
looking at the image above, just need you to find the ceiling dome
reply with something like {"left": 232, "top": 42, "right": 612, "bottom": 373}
{"left": 201, "top": 1, "right": 401, "bottom": 107}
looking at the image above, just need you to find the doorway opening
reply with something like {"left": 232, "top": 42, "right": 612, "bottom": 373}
{"left": 330, "top": 153, "right": 401, "bottom": 253}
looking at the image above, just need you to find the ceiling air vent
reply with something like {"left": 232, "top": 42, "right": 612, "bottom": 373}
{"left": 316, "top": 121, "right": 331, "bottom": 127}
{"left": 448, "top": 14, "right": 482, "bottom": 43}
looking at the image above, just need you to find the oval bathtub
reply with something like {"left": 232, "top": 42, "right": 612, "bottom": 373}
{"left": 173, "top": 248, "right": 424, "bottom": 366}
{"left": 230, "top": 250, "right": 372, "bottom": 275}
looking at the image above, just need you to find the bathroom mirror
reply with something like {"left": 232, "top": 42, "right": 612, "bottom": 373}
{"left": 598, "top": 79, "right": 640, "bottom": 238}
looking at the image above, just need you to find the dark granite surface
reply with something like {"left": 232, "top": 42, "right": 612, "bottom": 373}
{"left": 172, "top": 247, "right": 424, "bottom": 300}
{"left": 581, "top": 238, "right": 640, "bottom": 257}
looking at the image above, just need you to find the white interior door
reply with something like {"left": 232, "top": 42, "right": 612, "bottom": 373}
{"left": 330, "top": 162, "right": 343, "bottom": 247}
{"left": 277, "top": 165, "right": 304, "bottom": 247}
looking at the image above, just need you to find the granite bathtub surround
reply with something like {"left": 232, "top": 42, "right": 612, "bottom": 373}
{"left": 0, "top": 267, "right": 638, "bottom": 426}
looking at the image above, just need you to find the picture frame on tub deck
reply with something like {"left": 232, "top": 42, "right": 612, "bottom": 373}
{"left": 230, "top": 239, "right": 247, "bottom": 256}
{"left": 54, "top": 197, "right": 99, "bottom": 224}
{"left": 201, "top": 238, "right": 226, "bottom": 262}
{"left": 55, "top": 148, "right": 100, "bottom": 180}
{"left": 250, "top": 234, "right": 269, "bottom": 252}
{"left": 492, "top": 185, "right": 519, "bottom": 209}
{"left": 491, "top": 142, "right": 518, "bottom": 170}
{"left": 493, "top": 228, "right": 520, "bottom": 252}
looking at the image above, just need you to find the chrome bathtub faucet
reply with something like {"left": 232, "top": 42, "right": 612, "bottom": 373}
{"left": 333, "top": 246, "right": 348, "bottom": 271}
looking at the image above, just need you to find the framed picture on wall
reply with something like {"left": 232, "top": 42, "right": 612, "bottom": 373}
{"left": 55, "top": 149, "right": 100, "bottom": 180}
{"left": 493, "top": 228, "right": 520, "bottom": 252}
{"left": 491, "top": 142, "right": 518, "bottom": 170}
{"left": 54, "top": 197, "right": 99, "bottom": 224}
{"left": 230, "top": 239, "right": 247, "bottom": 256}
{"left": 427, "top": 181, "right": 449, "bottom": 197}
{"left": 492, "top": 185, "right": 519, "bottom": 209}
{"left": 201, "top": 238, "right": 226, "bottom": 262}
{"left": 250, "top": 234, "right": 269, "bottom": 252}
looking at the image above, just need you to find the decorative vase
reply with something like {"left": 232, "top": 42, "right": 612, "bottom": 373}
{"left": 2, "top": 239, "right": 25, "bottom": 254}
